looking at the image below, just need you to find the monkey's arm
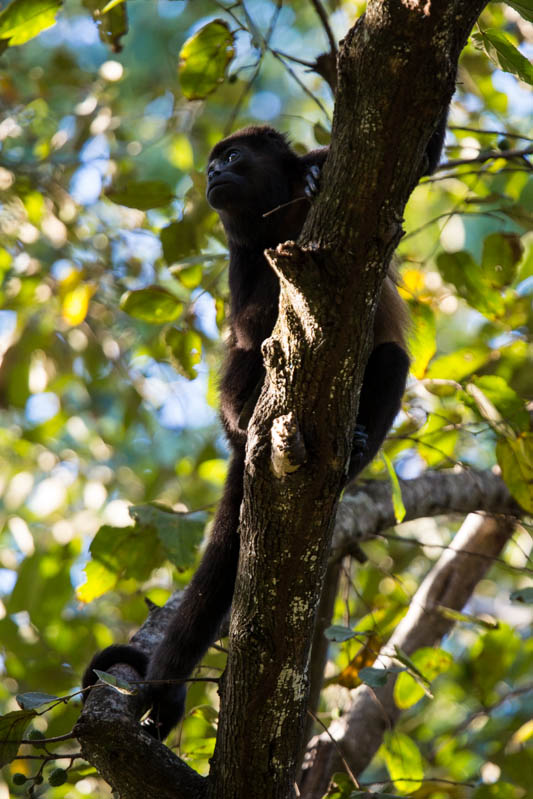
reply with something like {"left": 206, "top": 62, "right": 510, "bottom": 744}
{"left": 347, "top": 342, "right": 409, "bottom": 481}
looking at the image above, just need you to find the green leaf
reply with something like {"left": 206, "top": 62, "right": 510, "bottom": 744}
{"left": 120, "top": 286, "right": 183, "bottom": 324}
{"left": 467, "top": 376, "right": 529, "bottom": 433}
{"left": 92, "top": 669, "right": 136, "bottom": 694}
{"left": 437, "top": 606, "right": 498, "bottom": 629}
{"left": 107, "top": 180, "right": 174, "bottom": 210}
{"left": 437, "top": 251, "right": 505, "bottom": 318}
{"left": 173, "top": 263, "right": 203, "bottom": 289}
{"left": 496, "top": 434, "right": 533, "bottom": 513}
{"left": 163, "top": 327, "right": 202, "bottom": 379}
{"left": 510, "top": 587, "right": 533, "bottom": 603}
{"left": 324, "top": 625, "right": 357, "bottom": 642}
{"left": 382, "top": 452, "right": 405, "bottom": 523}
{"left": 0, "top": 710, "right": 36, "bottom": 767}
{"left": 472, "top": 29, "right": 533, "bottom": 85}
{"left": 481, "top": 232, "right": 522, "bottom": 287}
{"left": 77, "top": 523, "right": 166, "bottom": 601}
{"left": 83, "top": 0, "right": 127, "bottom": 52}
{"left": 161, "top": 220, "right": 200, "bottom": 264}
{"left": 16, "top": 692, "right": 59, "bottom": 710}
{"left": 407, "top": 301, "right": 436, "bottom": 378}
{"left": 101, "top": 0, "right": 124, "bottom": 11}
{"left": 381, "top": 731, "right": 424, "bottom": 794}
{"left": 178, "top": 19, "right": 235, "bottom": 100}
{"left": 130, "top": 503, "right": 205, "bottom": 570}
{"left": 426, "top": 346, "right": 490, "bottom": 381}
{"left": 394, "top": 648, "right": 452, "bottom": 709}
{"left": 313, "top": 122, "right": 331, "bottom": 146}
{"left": 358, "top": 666, "right": 390, "bottom": 687}
{"left": 505, "top": 0, "right": 533, "bottom": 22}
{"left": 0, "top": 0, "right": 61, "bottom": 46}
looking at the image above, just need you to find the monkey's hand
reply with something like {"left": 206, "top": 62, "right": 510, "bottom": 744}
{"left": 304, "top": 164, "right": 321, "bottom": 199}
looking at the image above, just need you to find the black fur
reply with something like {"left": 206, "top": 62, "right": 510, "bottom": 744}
{"left": 83, "top": 121, "right": 445, "bottom": 738}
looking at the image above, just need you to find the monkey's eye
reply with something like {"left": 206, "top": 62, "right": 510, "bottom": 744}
{"left": 224, "top": 150, "right": 240, "bottom": 164}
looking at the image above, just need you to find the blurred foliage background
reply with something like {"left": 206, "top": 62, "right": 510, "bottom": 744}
{"left": 0, "top": 0, "right": 532, "bottom": 796}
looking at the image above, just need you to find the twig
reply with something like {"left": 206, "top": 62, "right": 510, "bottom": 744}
{"left": 449, "top": 125, "right": 533, "bottom": 142}
{"left": 310, "top": 0, "right": 337, "bottom": 55}
{"left": 436, "top": 144, "right": 533, "bottom": 170}
{"left": 306, "top": 709, "right": 360, "bottom": 789}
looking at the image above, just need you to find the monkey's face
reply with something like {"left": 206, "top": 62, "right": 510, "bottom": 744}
{"left": 206, "top": 143, "right": 290, "bottom": 218}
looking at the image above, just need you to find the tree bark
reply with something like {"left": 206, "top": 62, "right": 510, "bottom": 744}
{"left": 209, "top": 3, "right": 488, "bottom": 798}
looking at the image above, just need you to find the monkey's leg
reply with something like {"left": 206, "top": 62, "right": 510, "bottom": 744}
{"left": 144, "top": 447, "right": 245, "bottom": 738}
{"left": 347, "top": 342, "right": 409, "bottom": 481}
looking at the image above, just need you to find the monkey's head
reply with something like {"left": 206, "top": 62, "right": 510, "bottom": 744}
{"left": 206, "top": 126, "right": 301, "bottom": 239}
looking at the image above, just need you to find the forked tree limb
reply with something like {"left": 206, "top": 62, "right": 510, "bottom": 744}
{"left": 299, "top": 513, "right": 517, "bottom": 798}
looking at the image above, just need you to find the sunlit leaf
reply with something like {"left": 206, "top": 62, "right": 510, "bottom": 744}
{"left": 77, "top": 523, "right": 167, "bottom": 602}
{"left": 62, "top": 283, "right": 95, "bottom": 326}
{"left": 0, "top": 710, "right": 36, "bottom": 767}
{"left": 0, "top": 0, "right": 61, "bottom": 46}
{"left": 197, "top": 458, "right": 227, "bottom": 486}
{"left": 394, "top": 648, "right": 452, "bottom": 709}
{"left": 382, "top": 452, "right": 405, "bottom": 523}
{"left": 436, "top": 606, "right": 498, "bottom": 629}
{"left": 101, "top": 0, "right": 124, "bottom": 11}
{"left": 178, "top": 19, "right": 235, "bottom": 100}
{"left": 120, "top": 286, "right": 183, "bottom": 323}
{"left": 496, "top": 434, "right": 533, "bottom": 513}
{"left": 426, "top": 346, "right": 490, "bottom": 381}
{"left": 510, "top": 719, "right": 533, "bottom": 746}
{"left": 467, "top": 376, "right": 529, "bottom": 433}
{"left": 327, "top": 632, "right": 382, "bottom": 689}
{"left": 173, "top": 263, "right": 203, "bottom": 289}
{"left": 108, "top": 180, "right": 174, "bottom": 210}
{"left": 381, "top": 731, "right": 424, "bottom": 794}
{"left": 472, "top": 29, "right": 533, "bottom": 85}
{"left": 407, "top": 301, "right": 436, "bottom": 378}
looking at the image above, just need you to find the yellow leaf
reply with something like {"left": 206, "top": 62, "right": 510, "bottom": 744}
{"left": 62, "top": 284, "right": 95, "bottom": 326}
{"left": 511, "top": 719, "right": 533, "bottom": 747}
{"left": 398, "top": 268, "right": 425, "bottom": 299}
{"left": 326, "top": 632, "right": 381, "bottom": 688}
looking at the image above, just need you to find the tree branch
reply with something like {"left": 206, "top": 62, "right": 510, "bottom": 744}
{"left": 75, "top": 594, "right": 206, "bottom": 799}
{"left": 333, "top": 467, "right": 521, "bottom": 556}
{"left": 299, "top": 513, "right": 516, "bottom": 798}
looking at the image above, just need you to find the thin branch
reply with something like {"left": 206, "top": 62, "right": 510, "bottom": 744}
{"left": 449, "top": 125, "right": 533, "bottom": 142}
{"left": 437, "top": 144, "right": 533, "bottom": 170}
{"left": 271, "top": 50, "right": 332, "bottom": 121}
{"left": 306, "top": 709, "right": 360, "bottom": 789}
{"left": 310, "top": 0, "right": 338, "bottom": 55}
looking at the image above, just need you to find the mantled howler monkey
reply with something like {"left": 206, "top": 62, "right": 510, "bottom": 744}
{"left": 83, "top": 121, "right": 446, "bottom": 738}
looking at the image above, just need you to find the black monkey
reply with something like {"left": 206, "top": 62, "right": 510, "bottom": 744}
{"left": 83, "top": 121, "right": 445, "bottom": 738}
